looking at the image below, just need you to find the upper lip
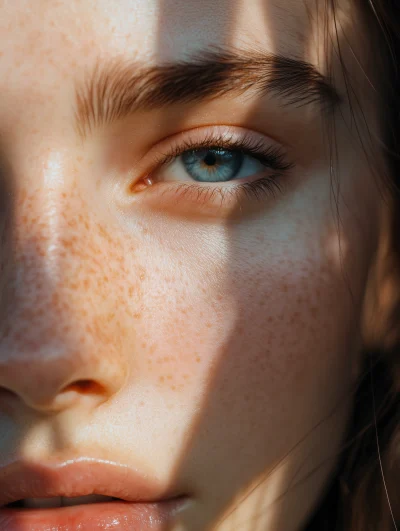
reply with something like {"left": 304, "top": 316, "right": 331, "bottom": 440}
{"left": 0, "top": 457, "right": 183, "bottom": 507}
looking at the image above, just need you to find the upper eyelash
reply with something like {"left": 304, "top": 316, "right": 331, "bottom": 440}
{"left": 137, "top": 129, "right": 295, "bottom": 208}
{"left": 149, "top": 130, "right": 294, "bottom": 173}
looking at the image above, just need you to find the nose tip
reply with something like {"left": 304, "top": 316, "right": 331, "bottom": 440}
{"left": 34, "top": 380, "right": 108, "bottom": 413}
{"left": 0, "top": 372, "right": 116, "bottom": 414}
{"left": 0, "top": 330, "right": 128, "bottom": 415}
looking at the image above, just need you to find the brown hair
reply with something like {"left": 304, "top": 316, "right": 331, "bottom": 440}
{"left": 304, "top": 1, "right": 400, "bottom": 529}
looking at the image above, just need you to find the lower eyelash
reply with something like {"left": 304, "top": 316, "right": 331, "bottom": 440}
{"left": 135, "top": 129, "right": 294, "bottom": 208}
{"left": 239, "top": 176, "right": 286, "bottom": 201}
{"left": 161, "top": 174, "right": 286, "bottom": 207}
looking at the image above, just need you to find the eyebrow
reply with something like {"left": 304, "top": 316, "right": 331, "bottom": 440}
{"left": 74, "top": 44, "right": 342, "bottom": 141}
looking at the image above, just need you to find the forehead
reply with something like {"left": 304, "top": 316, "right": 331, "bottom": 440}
{"left": 0, "top": 0, "right": 331, "bottom": 68}
{"left": 0, "top": 0, "right": 367, "bottom": 147}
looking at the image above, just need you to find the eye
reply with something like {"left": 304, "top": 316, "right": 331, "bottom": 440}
{"left": 152, "top": 143, "right": 281, "bottom": 184}
{"left": 130, "top": 126, "right": 294, "bottom": 211}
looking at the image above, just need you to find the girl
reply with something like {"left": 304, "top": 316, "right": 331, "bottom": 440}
{"left": 0, "top": 0, "right": 398, "bottom": 530}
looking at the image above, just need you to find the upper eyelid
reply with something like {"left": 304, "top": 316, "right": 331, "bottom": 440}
{"left": 138, "top": 124, "right": 288, "bottom": 164}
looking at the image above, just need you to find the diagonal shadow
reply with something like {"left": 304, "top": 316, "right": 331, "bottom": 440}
{"left": 0, "top": 2, "right": 381, "bottom": 531}
{"left": 145, "top": 1, "right": 371, "bottom": 530}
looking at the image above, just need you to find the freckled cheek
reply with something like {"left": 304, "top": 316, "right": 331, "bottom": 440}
{"left": 111, "top": 239, "right": 358, "bottom": 408}
{"left": 203, "top": 265, "right": 360, "bottom": 429}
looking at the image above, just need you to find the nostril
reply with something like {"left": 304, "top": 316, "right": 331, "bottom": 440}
{"left": 0, "top": 387, "right": 19, "bottom": 409}
{"left": 0, "top": 388, "right": 16, "bottom": 399}
{"left": 62, "top": 380, "right": 105, "bottom": 396}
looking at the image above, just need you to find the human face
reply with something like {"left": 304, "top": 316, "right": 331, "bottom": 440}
{"left": 0, "top": 1, "right": 386, "bottom": 530}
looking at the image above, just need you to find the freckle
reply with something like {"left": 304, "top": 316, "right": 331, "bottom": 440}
{"left": 133, "top": 312, "right": 142, "bottom": 319}
{"left": 172, "top": 386, "right": 176, "bottom": 390}
{"left": 159, "top": 376, "right": 165, "bottom": 382}
{"left": 141, "top": 342, "right": 147, "bottom": 349}
{"left": 128, "top": 287, "right": 134, "bottom": 297}
{"left": 167, "top": 375, "right": 172, "bottom": 380}
{"left": 139, "top": 401, "right": 144, "bottom": 406}
{"left": 61, "top": 238, "right": 72, "bottom": 249}
{"left": 83, "top": 279, "right": 90, "bottom": 289}
{"left": 183, "top": 374, "right": 189, "bottom": 380}
{"left": 196, "top": 357, "right": 201, "bottom": 363}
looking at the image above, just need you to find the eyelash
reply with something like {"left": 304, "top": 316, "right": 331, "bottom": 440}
{"left": 137, "top": 130, "right": 295, "bottom": 208}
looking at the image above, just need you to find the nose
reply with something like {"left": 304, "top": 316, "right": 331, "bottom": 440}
{"left": 0, "top": 178, "right": 130, "bottom": 414}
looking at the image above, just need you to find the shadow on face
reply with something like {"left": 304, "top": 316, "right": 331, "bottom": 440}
{"left": 0, "top": 1, "right": 386, "bottom": 530}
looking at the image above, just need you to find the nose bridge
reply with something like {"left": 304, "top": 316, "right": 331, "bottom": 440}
{"left": 0, "top": 172, "right": 130, "bottom": 413}
{"left": 0, "top": 170, "right": 89, "bottom": 324}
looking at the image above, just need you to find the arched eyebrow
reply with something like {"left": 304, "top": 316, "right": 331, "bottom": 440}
{"left": 74, "top": 44, "right": 342, "bottom": 141}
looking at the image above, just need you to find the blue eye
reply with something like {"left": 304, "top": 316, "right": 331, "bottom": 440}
{"left": 180, "top": 148, "right": 262, "bottom": 183}
{"left": 136, "top": 129, "right": 295, "bottom": 209}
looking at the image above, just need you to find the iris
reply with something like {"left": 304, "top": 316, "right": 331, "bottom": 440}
{"left": 181, "top": 148, "right": 243, "bottom": 182}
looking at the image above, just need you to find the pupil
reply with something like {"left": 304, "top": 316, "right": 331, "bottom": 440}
{"left": 203, "top": 152, "right": 217, "bottom": 166}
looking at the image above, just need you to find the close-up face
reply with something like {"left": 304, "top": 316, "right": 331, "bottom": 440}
{"left": 0, "top": 1, "right": 389, "bottom": 530}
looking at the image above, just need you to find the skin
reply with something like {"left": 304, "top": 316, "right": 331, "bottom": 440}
{"left": 0, "top": 0, "right": 388, "bottom": 530}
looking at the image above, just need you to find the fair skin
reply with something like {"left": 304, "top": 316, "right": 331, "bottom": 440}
{"left": 0, "top": 1, "right": 388, "bottom": 530}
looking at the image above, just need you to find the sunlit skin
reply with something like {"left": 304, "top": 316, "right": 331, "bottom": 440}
{"left": 0, "top": 1, "right": 388, "bottom": 530}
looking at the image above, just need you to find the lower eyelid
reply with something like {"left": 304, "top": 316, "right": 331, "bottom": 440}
{"left": 129, "top": 173, "right": 286, "bottom": 217}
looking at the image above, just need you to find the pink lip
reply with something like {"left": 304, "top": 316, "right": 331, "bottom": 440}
{"left": 0, "top": 458, "right": 189, "bottom": 531}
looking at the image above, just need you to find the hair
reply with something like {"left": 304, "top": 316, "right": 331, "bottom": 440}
{"left": 303, "top": 1, "right": 400, "bottom": 530}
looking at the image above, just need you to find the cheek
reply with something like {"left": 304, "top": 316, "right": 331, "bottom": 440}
{"left": 127, "top": 219, "right": 365, "bottom": 412}
{"left": 132, "top": 214, "right": 371, "bottom": 446}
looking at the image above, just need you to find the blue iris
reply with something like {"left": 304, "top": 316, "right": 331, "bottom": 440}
{"left": 181, "top": 149, "right": 243, "bottom": 182}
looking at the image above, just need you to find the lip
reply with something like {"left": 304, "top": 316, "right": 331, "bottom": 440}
{"left": 0, "top": 458, "right": 189, "bottom": 531}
